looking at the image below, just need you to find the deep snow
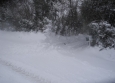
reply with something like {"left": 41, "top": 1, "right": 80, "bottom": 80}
{"left": 0, "top": 30, "right": 115, "bottom": 83}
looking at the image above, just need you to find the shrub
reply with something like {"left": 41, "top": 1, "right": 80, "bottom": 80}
{"left": 89, "top": 21, "right": 115, "bottom": 49}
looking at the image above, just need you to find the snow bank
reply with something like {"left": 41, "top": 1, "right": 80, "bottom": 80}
{"left": 0, "top": 30, "right": 115, "bottom": 83}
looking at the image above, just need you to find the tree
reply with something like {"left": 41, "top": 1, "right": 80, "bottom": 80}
{"left": 65, "top": 0, "right": 82, "bottom": 35}
{"left": 80, "top": 0, "right": 115, "bottom": 49}
{"left": 81, "top": 0, "right": 115, "bottom": 26}
{"left": 89, "top": 21, "right": 115, "bottom": 49}
{"left": 54, "top": 0, "right": 82, "bottom": 35}
{"left": 0, "top": 0, "right": 35, "bottom": 31}
{"left": 33, "top": 0, "right": 52, "bottom": 31}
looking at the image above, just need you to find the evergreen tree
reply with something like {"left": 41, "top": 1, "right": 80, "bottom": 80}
{"left": 54, "top": 0, "right": 82, "bottom": 35}
{"left": 81, "top": 0, "right": 115, "bottom": 26}
{"left": 89, "top": 21, "right": 115, "bottom": 49}
{"left": 65, "top": 1, "right": 82, "bottom": 35}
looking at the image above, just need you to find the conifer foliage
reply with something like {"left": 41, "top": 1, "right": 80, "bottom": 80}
{"left": 89, "top": 21, "right": 115, "bottom": 49}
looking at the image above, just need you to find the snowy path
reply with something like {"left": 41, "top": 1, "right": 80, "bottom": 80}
{"left": 0, "top": 31, "right": 115, "bottom": 83}
{"left": 0, "top": 63, "right": 33, "bottom": 83}
{"left": 0, "top": 58, "right": 51, "bottom": 83}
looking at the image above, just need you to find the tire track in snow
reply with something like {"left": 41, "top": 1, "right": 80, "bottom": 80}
{"left": 0, "top": 58, "right": 52, "bottom": 83}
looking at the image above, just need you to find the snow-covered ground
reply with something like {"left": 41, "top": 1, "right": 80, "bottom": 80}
{"left": 0, "top": 30, "right": 115, "bottom": 83}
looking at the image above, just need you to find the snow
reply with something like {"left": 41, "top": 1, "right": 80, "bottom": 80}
{"left": 0, "top": 64, "right": 32, "bottom": 83}
{"left": 0, "top": 30, "right": 115, "bottom": 83}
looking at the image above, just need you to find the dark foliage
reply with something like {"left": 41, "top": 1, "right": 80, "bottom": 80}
{"left": 81, "top": 0, "right": 115, "bottom": 26}
{"left": 89, "top": 21, "right": 115, "bottom": 49}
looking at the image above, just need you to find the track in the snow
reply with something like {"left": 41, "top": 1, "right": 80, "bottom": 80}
{"left": 0, "top": 58, "right": 51, "bottom": 83}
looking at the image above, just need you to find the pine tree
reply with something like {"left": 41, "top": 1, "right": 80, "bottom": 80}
{"left": 81, "top": 0, "right": 115, "bottom": 26}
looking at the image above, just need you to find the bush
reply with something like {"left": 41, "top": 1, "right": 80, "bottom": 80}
{"left": 89, "top": 21, "right": 115, "bottom": 49}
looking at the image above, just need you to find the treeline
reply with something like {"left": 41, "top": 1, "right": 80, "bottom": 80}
{"left": 0, "top": 0, "right": 82, "bottom": 33}
{"left": 0, "top": 0, "right": 115, "bottom": 49}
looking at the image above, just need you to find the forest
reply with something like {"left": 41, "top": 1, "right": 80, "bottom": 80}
{"left": 0, "top": 0, "right": 115, "bottom": 49}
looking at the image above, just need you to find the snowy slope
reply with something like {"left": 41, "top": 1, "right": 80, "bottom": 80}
{"left": 0, "top": 64, "right": 33, "bottom": 83}
{"left": 0, "top": 30, "right": 115, "bottom": 83}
